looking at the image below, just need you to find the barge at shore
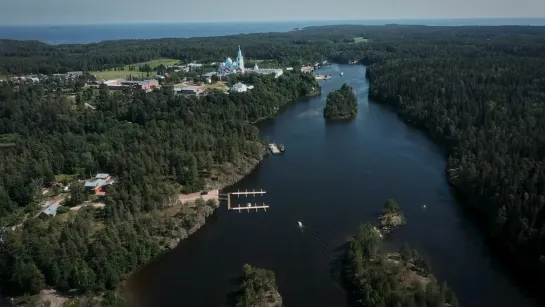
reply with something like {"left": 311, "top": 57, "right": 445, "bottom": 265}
{"left": 268, "top": 143, "right": 285, "bottom": 154}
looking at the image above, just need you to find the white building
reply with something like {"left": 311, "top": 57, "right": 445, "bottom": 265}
{"left": 230, "top": 82, "right": 254, "bottom": 93}
{"left": 247, "top": 64, "right": 284, "bottom": 78}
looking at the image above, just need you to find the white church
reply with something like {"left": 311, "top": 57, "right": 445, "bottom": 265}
{"left": 217, "top": 46, "right": 283, "bottom": 78}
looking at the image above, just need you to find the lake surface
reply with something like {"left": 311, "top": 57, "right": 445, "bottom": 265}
{"left": 2, "top": 18, "right": 545, "bottom": 44}
{"left": 129, "top": 64, "right": 538, "bottom": 307}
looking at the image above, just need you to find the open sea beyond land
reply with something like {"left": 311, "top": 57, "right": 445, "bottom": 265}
{"left": 1, "top": 18, "right": 545, "bottom": 44}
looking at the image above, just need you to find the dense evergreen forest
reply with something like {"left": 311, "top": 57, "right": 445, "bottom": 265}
{"left": 365, "top": 27, "right": 545, "bottom": 292}
{"left": 2, "top": 24, "right": 545, "bottom": 304}
{"left": 235, "top": 264, "right": 282, "bottom": 307}
{"left": 323, "top": 83, "right": 358, "bottom": 120}
{"left": 2, "top": 25, "right": 544, "bottom": 75}
{"left": 344, "top": 222, "right": 460, "bottom": 307}
{"left": 0, "top": 71, "right": 318, "bottom": 301}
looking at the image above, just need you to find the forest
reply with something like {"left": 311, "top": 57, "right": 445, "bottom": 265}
{"left": 343, "top": 222, "right": 460, "bottom": 307}
{"left": 0, "top": 70, "right": 318, "bottom": 301}
{"left": 2, "top": 24, "right": 545, "bottom": 304}
{"left": 366, "top": 28, "right": 545, "bottom": 292}
{"left": 323, "top": 83, "right": 358, "bottom": 120}
{"left": 2, "top": 25, "right": 545, "bottom": 75}
{"left": 234, "top": 264, "right": 282, "bottom": 307}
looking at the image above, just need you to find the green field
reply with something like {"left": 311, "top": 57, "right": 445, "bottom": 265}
{"left": 55, "top": 174, "right": 77, "bottom": 182}
{"left": 353, "top": 37, "right": 370, "bottom": 43}
{"left": 90, "top": 58, "right": 180, "bottom": 80}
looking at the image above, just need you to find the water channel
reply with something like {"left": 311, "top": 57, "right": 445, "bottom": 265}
{"left": 129, "top": 64, "right": 537, "bottom": 307}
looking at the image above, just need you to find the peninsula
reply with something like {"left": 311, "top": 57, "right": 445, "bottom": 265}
{"left": 235, "top": 264, "right": 283, "bottom": 307}
{"left": 323, "top": 83, "right": 358, "bottom": 120}
{"left": 343, "top": 222, "right": 460, "bottom": 307}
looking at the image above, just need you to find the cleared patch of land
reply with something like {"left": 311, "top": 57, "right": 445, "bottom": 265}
{"left": 165, "top": 189, "right": 220, "bottom": 215}
{"left": 90, "top": 58, "right": 180, "bottom": 80}
{"left": 174, "top": 81, "right": 229, "bottom": 92}
{"left": 178, "top": 189, "right": 219, "bottom": 205}
{"left": 353, "top": 37, "right": 370, "bottom": 43}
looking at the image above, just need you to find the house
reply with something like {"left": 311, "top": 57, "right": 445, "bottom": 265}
{"left": 84, "top": 173, "right": 114, "bottom": 196}
{"left": 175, "top": 86, "right": 201, "bottom": 96}
{"left": 66, "top": 71, "right": 83, "bottom": 78}
{"left": 99, "top": 79, "right": 158, "bottom": 90}
{"left": 301, "top": 66, "right": 314, "bottom": 73}
{"left": 137, "top": 79, "right": 159, "bottom": 90}
{"left": 42, "top": 203, "right": 60, "bottom": 216}
{"left": 230, "top": 82, "right": 254, "bottom": 93}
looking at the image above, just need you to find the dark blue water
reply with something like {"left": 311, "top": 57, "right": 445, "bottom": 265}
{"left": 128, "top": 64, "right": 539, "bottom": 307}
{"left": 1, "top": 18, "right": 545, "bottom": 44}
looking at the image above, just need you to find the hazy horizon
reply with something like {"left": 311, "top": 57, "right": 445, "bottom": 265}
{"left": 2, "top": 0, "right": 545, "bottom": 26}
{"left": 1, "top": 17, "right": 545, "bottom": 27}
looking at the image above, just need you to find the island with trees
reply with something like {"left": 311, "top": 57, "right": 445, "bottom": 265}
{"left": 378, "top": 198, "right": 406, "bottom": 234}
{"left": 235, "top": 264, "right": 283, "bottom": 307}
{"left": 343, "top": 222, "right": 460, "bottom": 307}
{"left": 323, "top": 83, "right": 358, "bottom": 120}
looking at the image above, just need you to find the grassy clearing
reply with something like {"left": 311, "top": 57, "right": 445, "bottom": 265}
{"left": 202, "top": 81, "right": 229, "bottom": 91}
{"left": 353, "top": 37, "right": 370, "bottom": 43}
{"left": 55, "top": 174, "right": 77, "bottom": 182}
{"left": 90, "top": 58, "right": 180, "bottom": 80}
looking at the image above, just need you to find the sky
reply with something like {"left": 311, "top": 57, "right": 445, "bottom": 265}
{"left": 2, "top": 0, "right": 545, "bottom": 25}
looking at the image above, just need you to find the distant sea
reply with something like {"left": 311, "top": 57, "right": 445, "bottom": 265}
{"left": 1, "top": 18, "right": 545, "bottom": 45}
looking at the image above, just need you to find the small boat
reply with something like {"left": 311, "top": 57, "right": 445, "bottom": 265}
{"left": 298, "top": 221, "right": 303, "bottom": 228}
{"left": 340, "top": 72, "right": 344, "bottom": 76}
{"left": 247, "top": 202, "right": 252, "bottom": 207}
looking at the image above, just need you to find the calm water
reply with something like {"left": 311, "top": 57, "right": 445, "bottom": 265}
{"left": 128, "top": 65, "right": 538, "bottom": 307}
{"left": 2, "top": 19, "right": 545, "bottom": 44}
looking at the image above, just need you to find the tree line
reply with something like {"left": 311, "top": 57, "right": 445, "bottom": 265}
{"left": 366, "top": 29, "right": 545, "bottom": 295}
{"left": 3, "top": 25, "right": 544, "bottom": 75}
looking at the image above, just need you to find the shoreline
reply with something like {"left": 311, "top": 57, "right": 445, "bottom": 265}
{"left": 22, "top": 74, "right": 321, "bottom": 307}
{"left": 163, "top": 88, "right": 324, "bottom": 247}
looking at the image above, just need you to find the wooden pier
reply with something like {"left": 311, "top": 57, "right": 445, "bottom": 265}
{"left": 232, "top": 203, "right": 269, "bottom": 212}
{"left": 222, "top": 189, "right": 269, "bottom": 212}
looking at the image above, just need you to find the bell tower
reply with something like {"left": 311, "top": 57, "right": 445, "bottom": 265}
{"left": 236, "top": 45, "right": 245, "bottom": 72}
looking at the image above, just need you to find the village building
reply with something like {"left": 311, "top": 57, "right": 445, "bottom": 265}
{"left": 230, "top": 82, "right": 254, "bottom": 93}
{"left": 174, "top": 86, "right": 202, "bottom": 96}
{"left": 84, "top": 173, "right": 114, "bottom": 196}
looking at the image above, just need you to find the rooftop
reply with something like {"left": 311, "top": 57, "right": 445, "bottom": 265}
{"left": 42, "top": 204, "right": 60, "bottom": 216}
{"left": 85, "top": 174, "right": 113, "bottom": 188}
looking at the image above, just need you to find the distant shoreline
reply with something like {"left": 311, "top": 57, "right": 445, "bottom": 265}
{"left": 2, "top": 18, "right": 545, "bottom": 45}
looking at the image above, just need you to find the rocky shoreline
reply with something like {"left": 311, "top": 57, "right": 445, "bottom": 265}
{"left": 377, "top": 198, "right": 406, "bottom": 235}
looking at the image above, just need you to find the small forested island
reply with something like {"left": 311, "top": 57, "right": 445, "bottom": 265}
{"left": 323, "top": 83, "right": 358, "bottom": 120}
{"left": 378, "top": 198, "right": 406, "bottom": 234}
{"left": 344, "top": 223, "right": 460, "bottom": 307}
{"left": 235, "top": 264, "right": 283, "bottom": 307}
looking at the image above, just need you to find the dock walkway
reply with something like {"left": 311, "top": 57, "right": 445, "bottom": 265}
{"left": 268, "top": 143, "right": 280, "bottom": 154}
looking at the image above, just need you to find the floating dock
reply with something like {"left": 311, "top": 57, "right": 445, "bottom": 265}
{"left": 268, "top": 143, "right": 281, "bottom": 154}
{"left": 232, "top": 203, "right": 269, "bottom": 212}
{"left": 225, "top": 189, "right": 269, "bottom": 212}
{"left": 314, "top": 74, "right": 332, "bottom": 80}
